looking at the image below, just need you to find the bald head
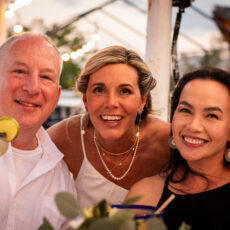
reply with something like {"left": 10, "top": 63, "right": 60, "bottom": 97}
{"left": 0, "top": 32, "right": 63, "bottom": 73}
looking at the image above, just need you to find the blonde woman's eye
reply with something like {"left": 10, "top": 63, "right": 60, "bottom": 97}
{"left": 93, "top": 87, "right": 104, "bottom": 93}
{"left": 121, "top": 88, "right": 131, "bottom": 94}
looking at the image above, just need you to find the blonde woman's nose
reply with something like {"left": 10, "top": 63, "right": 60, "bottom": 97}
{"left": 104, "top": 92, "right": 118, "bottom": 108}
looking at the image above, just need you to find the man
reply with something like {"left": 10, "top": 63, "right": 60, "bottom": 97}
{"left": 0, "top": 32, "right": 77, "bottom": 229}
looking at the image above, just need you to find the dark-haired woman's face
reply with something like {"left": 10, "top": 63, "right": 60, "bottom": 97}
{"left": 172, "top": 79, "right": 230, "bottom": 168}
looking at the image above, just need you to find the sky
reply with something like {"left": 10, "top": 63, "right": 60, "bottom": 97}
{"left": 6, "top": 0, "right": 230, "bottom": 56}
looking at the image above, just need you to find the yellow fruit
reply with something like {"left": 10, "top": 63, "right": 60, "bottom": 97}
{"left": 0, "top": 116, "right": 20, "bottom": 142}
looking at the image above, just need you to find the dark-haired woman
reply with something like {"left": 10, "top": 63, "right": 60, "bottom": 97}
{"left": 127, "top": 67, "right": 230, "bottom": 230}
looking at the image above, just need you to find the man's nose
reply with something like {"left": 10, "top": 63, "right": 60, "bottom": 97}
{"left": 22, "top": 73, "right": 41, "bottom": 95}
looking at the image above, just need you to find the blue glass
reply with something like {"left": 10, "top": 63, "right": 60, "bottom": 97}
{"left": 110, "top": 204, "right": 163, "bottom": 220}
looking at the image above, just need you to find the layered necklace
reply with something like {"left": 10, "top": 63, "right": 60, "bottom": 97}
{"left": 94, "top": 127, "right": 140, "bottom": 181}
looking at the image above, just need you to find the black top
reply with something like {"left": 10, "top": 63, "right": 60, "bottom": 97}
{"left": 157, "top": 177, "right": 230, "bottom": 230}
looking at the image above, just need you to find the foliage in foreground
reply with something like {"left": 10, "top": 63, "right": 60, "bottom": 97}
{"left": 38, "top": 192, "right": 191, "bottom": 230}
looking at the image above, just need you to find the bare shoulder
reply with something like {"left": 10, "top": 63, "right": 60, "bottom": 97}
{"left": 126, "top": 175, "right": 165, "bottom": 207}
{"left": 48, "top": 114, "right": 81, "bottom": 145}
{"left": 144, "top": 115, "right": 170, "bottom": 138}
{"left": 138, "top": 115, "right": 171, "bottom": 173}
{"left": 48, "top": 114, "right": 83, "bottom": 178}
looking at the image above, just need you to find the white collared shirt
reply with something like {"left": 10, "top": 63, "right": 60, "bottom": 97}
{"left": 0, "top": 127, "right": 77, "bottom": 230}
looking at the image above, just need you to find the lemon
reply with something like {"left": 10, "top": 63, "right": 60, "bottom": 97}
{"left": 0, "top": 116, "right": 20, "bottom": 142}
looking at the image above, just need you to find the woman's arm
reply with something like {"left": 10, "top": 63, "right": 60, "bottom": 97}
{"left": 126, "top": 175, "right": 165, "bottom": 207}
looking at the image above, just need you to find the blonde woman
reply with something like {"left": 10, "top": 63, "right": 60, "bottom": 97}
{"left": 48, "top": 46, "right": 170, "bottom": 211}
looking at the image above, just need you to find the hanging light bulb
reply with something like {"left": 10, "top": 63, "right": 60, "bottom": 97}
{"left": 61, "top": 53, "right": 70, "bottom": 62}
{"left": 5, "top": 10, "right": 14, "bottom": 19}
{"left": 6, "top": 0, "right": 34, "bottom": 19}
{"left": 92, "top": 34, "right": 100, "bottom": 41}
{"left": 14, "top": 24, "right": 23, "bottom": 33}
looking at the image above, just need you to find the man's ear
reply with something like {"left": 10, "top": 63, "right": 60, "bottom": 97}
{"left": 58, "top": 85, "right": 61, "bottom": 100}
{"left": 83, "top": 94, "right": 88, "bottom": 111}
{"left": 55, "top": 85, "right": 61, "bottom": 107}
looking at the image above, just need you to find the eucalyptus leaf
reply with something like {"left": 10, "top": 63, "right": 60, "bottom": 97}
{"left": 78, "top": 217, "right": 97, "bottom": 230}
{"left": 123, "top": 196, "right": 142, "bottom": 205}
{"left": 89, "top": 219, "right": 118, "bottom": 230}
{"left": 77, "top": 225, "right": 89, "bottom": 230}
{"left": 55, "top": 192, "right": 80, "bottom": 219}
{"left": 146, "top": 217, "right": 167, "bottom": 230}
{"left": 178, "top": 222, "right": 191, "bottom": 230}
{"left": 38, "top": 218, "right": 54, "bottom": 230}
{"left": 93, "top": 200, "right": 107, "bottom": 217}
{"left": 119, "top": 219, "right": 136, "bottom": 230}
{"left": 110, "top": 210, "right": 134, "bottom": 226}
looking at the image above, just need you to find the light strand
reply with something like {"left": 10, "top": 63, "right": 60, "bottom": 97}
{"left": 5, "top": 0, "right": 33, "bottom": 19}
{"left": 61, "top": 33, "right": 100, "bottom": 62}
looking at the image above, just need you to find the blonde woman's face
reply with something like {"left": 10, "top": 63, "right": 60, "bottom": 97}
{"left": 83, "top": 63, "right": 147, "bottom": 141}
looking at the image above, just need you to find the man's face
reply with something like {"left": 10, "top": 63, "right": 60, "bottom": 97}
{"left": 0, "top": 37, "right": 61, "bottom": 132}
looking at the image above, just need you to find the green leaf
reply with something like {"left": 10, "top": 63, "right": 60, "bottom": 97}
{"left": 60, "top": 60, "right": 81, "bottom": 89}
{"left": 77, "top": 225, "right": 89, "bottom": 230}
{"left": 89, "top": 219, "right": 118, "bottom": 230}
{"left": 77, "top": 217, "right": 97, "bottom": 230}
{"left": 110, "top": 210, "right": 134, "bottom": 226}
{"left": 93, "top": 200, "right": 108, "bottom": 217}
{"left": 55, "top": 192, "right": 80, "bottom": 219}
{"left": 178, "top": 222, "right": 192, "bottom": 230}
{"left": 123, "top": 196, "right": 142, "bottom": 205}
{"left": 119, "top": 219, "right": 136, "bottom": 230}
{"left": 38, "top": 218, "right": 54, "bottom": 230}
{"left": 146, "top": 217, "right": 167, "bottom": 230}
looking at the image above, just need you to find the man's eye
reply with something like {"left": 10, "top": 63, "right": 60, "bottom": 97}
{"left": 14, "top": 69, "right": 26, "bottom": 74}
{"left": 41, "top": 75, "right": 51, "bottom": 80}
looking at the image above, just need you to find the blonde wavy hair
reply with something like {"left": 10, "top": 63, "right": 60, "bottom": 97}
{"left": 77, "top": 46, "right": 156, "bottom": 121}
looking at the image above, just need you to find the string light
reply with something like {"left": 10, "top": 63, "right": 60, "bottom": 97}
{"left": 61, "top": 53, "right": 70, "bottom": 62}
{"left": 5, "top": 0, "right": 33, "bottom": 19}
{"left": 5, "top": 0, "right": 100, "bottom": 62}
{"left": 13, "top": 24, "right": 23, "bottom": 33}
{"left": 61, "top": 33, "right": 100, "bottom": 62}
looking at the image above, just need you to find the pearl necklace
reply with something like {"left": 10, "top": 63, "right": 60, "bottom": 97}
{"left": 93, "top": 128, "right": 140, "bottom": 181}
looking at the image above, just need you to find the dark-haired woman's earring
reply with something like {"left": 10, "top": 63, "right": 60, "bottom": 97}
{"left": 168, "top": 136, "right": 177, "bottom": 149}
{"left": 224, "top": 148, "right": 230, "bottom": 162}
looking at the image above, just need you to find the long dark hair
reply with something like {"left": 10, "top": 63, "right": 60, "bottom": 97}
{"left": 165, "top": 67, "right": 230, "bottom": 183}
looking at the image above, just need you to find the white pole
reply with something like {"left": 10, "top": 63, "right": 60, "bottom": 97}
{"left": 0, "top": 0, "right": 7, "bottom": 45}
{"left": 145, "top": 0, "right": 172, "bottom": 121}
